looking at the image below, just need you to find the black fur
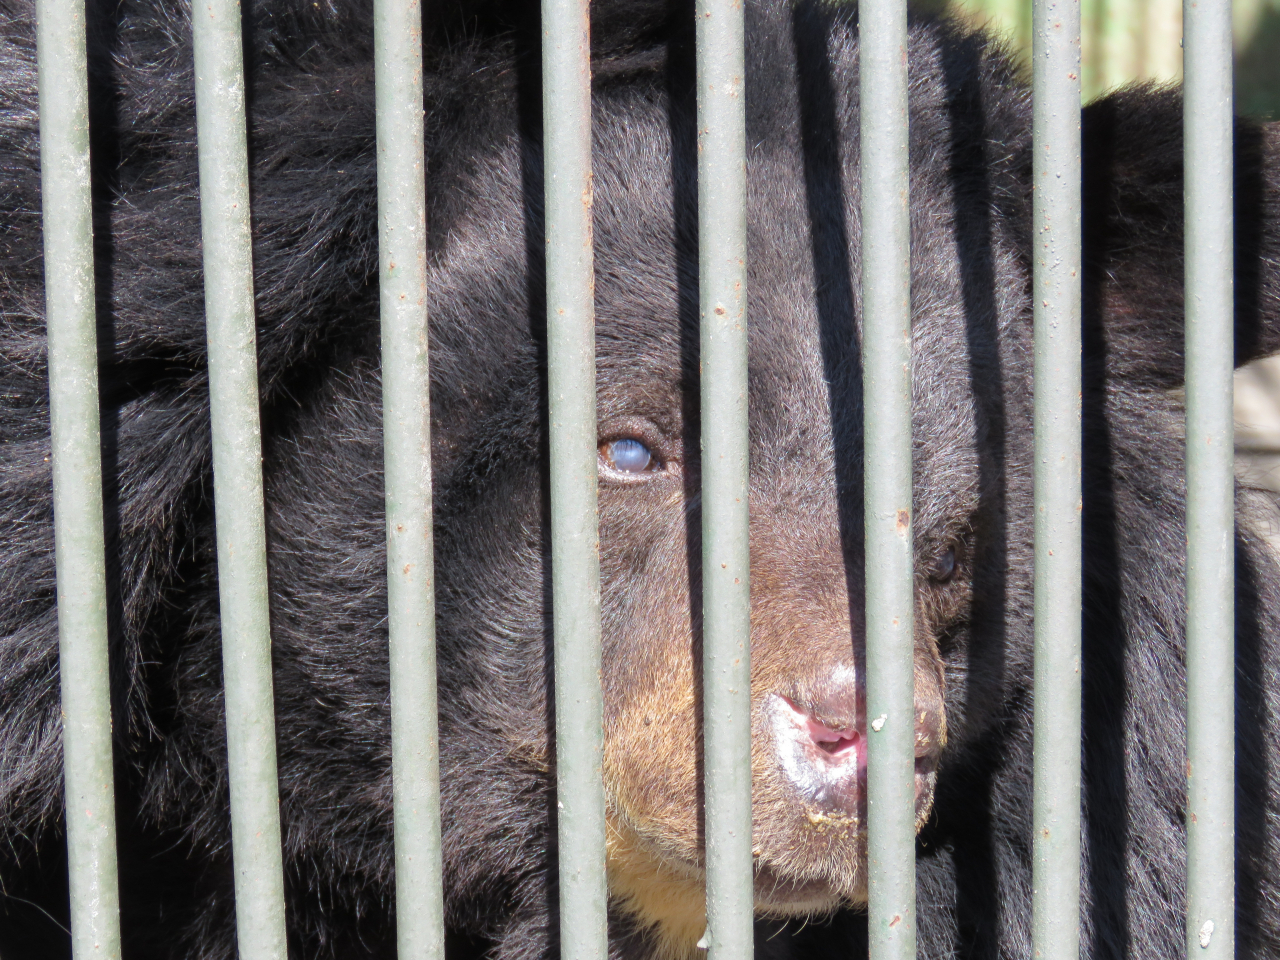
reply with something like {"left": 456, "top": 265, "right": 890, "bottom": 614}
{"left": 1, "top": 0, "right": 1278, "bottom": 956}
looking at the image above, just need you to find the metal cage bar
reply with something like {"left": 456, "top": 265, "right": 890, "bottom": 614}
{"left": 373, "top": 0, "right": 447, "bottom": 954}
{"left": 36, "top": 0, "right": 124, "bottom": 954}
{"left": 695, "top": 0, "right": 753, "bottom": 955}
{"left": 541, "top": 0, "right": 610, "bottom": 958}
{"left": 859, "top": 1, "right": 917, "bottom": 957}
{"left": 190, "top": 0, "right": 289, "bottom": 955}
{"left": 1183, "top": 0, "right": 1235, "bottom": 955}
{"left": 1030, "top": 0, "right": 1084, "bottom": 957}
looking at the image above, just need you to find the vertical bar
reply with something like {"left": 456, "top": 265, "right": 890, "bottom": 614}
{"left": 1030, "top": 0, "right": 1083, "bottom": 956}
{"left": 190, "top": 1, "right": 289, "bottom": 956}
{"left": 859, "top": 2, "right": 916, "bottom": 959}
{"left": 374, "top": 0, "right": 446, "bottom": 956}
{"left": 1183, "top": 0, "right": 1234, "bottom": 955}
{"left": 695, "top": 0, "right": 752, "bottom": 956}
{"left": 541, "top": 1, "right": 608, "bottom": 959}
{"left": 35, "top": 0, "right": 124, "bottom": 955}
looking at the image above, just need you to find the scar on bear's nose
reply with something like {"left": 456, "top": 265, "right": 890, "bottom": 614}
{"left": 803, "top": 714, "right": 860, "bottom": 758}
{"left": 769, "top": 690, "right": 866, "bottom": 815}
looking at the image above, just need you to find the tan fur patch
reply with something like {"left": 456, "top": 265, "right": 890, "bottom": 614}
{"left": 606, "top": 815, "right": 706, "bottom": 960}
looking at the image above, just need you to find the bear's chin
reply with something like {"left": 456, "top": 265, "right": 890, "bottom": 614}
{"left": 604, "top": 762, "right": 943, "bottom": 956}
{"left": 751, "top": 863, "right": 862, "bottom": 916}
{"left": 606, "top": 812, "right": 867, "bottom": 960}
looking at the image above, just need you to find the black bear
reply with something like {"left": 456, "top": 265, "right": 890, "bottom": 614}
{"left": 1, "top": 0, "right": 1278, "bottom": 956}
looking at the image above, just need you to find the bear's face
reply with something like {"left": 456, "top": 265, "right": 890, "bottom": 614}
{"left": 558, "top": 51, "right": 1027, "bottom": 943}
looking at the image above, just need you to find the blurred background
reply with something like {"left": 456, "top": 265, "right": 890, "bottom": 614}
{"left": 924, "top": 0, "right": 1280, "bottom": 543}
{"left": 935, "top": 0, "right": 1280, "bottom": 115}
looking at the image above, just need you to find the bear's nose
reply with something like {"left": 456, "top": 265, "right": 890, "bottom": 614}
{"left": 766, "top": 666, "right": 943, "bottom": 821}
{"left": 766, "top": 669, "right": 867, "bottom": 817}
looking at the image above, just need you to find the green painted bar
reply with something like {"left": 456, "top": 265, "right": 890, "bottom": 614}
{"left": 858, "top": 1, "right": 916, "bottom": 957}
{"left": 1182, "top": 0, "right": 1235, "bottom": 956}
{"left": 190, "top": 0, "right": 289, "bottom": 956}
{"left": 541, "top": 0, "right": 609, "bottom": 958}
{"left": 373, "top": 0, "right": 446, "bottom": 955}
{"left": 35, "top": 0, "right": 124, "bottom": 955}
{"left": 694, "top": 0, "right": 753, "bottom": 956}
{"left": 1030, "top": 0, "right": 1083, "bottom": 956}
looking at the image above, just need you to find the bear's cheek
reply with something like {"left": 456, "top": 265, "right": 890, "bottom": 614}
{"left": 600, "top": 494, "right": 703, "bottom": 863}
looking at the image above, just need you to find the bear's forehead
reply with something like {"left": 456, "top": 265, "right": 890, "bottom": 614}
{"left": 429, "top": 23, "right": 1018, "bottom": 498}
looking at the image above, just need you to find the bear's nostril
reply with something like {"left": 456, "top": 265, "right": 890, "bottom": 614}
{"left": 817, "top": 736, "right": 856, "bottom": 755}
{"left": 805, "top": 717, "right": 860, "bottom": 757}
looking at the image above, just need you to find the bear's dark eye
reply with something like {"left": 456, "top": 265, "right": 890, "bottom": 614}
{"left": 932, "top": 546, "right": 957, "bottom": 582}
{"left": 602, "top": 437, "right": 655, "bottom": 475}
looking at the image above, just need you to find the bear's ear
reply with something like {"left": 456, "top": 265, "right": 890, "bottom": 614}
{"left": 1080, "top": 87, "right": 1280, "bottom": 390}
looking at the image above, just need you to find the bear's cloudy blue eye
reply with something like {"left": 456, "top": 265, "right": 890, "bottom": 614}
{"left": 606, "top": 438, "right": 653, "bottom": 474}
